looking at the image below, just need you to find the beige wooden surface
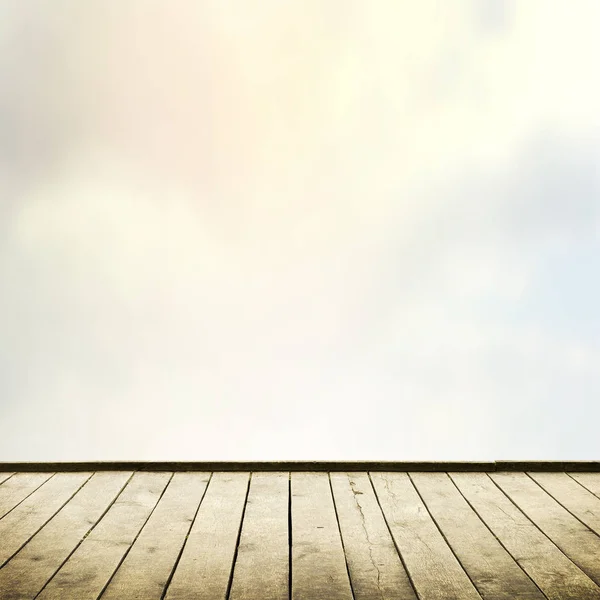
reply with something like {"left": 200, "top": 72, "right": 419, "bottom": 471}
{"left": 451, "top": 472, "right": 600, "bottom": 600}
{"left": 0, "top": 473, "right": 91, "bottom": 567}
{"left": 530, "top": 472, "right": 600, "bottom": 535}
{"left": 491, "top": 471, "right": 600, "bottom": 587}
{"left": 164, "top": 472, "right": 249, "bottom": 600}
{"left": 101, "top": 472, "right": 210, "bottom": 600}
{"left": 37, "top": 471, "right": 171, "bottom": 600}
{"left": 330, "top": 471, "right": 417, "bottom": 600}
{"left": 1, "top": 469, "right": 600, "bottom": 599}
{"left": 0, "top": 471, "right": 131, "bottom": 600}
{"left": 229, "top": 472, "right": 289, "bottom": 600}
{"left": 0, "top": 473, "right": 54, "bottom": 519}
{"left": 371, "top": 472, "right": 482, "bottom": 600}
{"left": 410, "top": 471, "right": 545, "bottom": 599}
{"left": 291, "top": 472, "right": 354, "bottom": 600}
{"left": 571, "top": 473, "right": 600, "bottom": 498}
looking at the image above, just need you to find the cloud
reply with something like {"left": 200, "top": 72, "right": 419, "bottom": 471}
{"left": 0, "top": 1, "right": 599, "bottom": 460}
{"left": 353, "top": 129, "right": 600, "bottom": 459}
{"left": 474, "top": 0, "right": 512, "bottom": 33}
{"left": 1, "top": 127, "right": 597, "bottom": 461}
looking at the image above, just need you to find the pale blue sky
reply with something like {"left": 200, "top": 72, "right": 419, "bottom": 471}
{"left": 0, "top": 0, "right": 598, "bottom": 460}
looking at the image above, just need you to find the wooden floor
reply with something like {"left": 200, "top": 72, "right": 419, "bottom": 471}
{"left": 1, "top": 469, "right": 600, "bottom": 599}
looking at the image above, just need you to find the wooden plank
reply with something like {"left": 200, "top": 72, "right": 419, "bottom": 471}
{"left": 0, "top": 473, "right": 91, "bottom": 567}
{"left": 571, "top": 473, "right": 600, "bottom": 499}
{"left": 330, "top": 472, "right": 417, "bottom": 600}
{"left": 229, "top": 472, "right": 289, "bottom": 600}
{"left": 290, "top": 472, "right": 353, "bottom": 600}
{"left": 491, "top": 471, "right": 600, "bottom": 586}
{"left": 495, "top": 462, "right": 600, "bottom": 472}
{"left": 0, "top": 471, "right": 132, "bottom": 600}
{"left": 100, "top": 472, "right": 210, "bottom": 600}
{"left": 36, "top": 471, "right": 171, "bottom": 600}
{"left": 0, "top": 472, "right": 54, "bottom": 519}
{"left": 164, "top": 472, "right": 249, "bottom": 600}
{"left": 451, "top": 472, "right": 600, "bottom": 600}
{"left": 410, "top": 472, "right": 544, "bottom": 600}
{"left": 3, "top": 461, "right": 600, "bottom": 472}
{"left": 0, "top": 472, "right": 14, "bottom": 485}
{"left": 370, "top": 472, "right": 481, "bottom": 600}
{"left": 0, "top": 461, "right": 498, "bottom": 472}
{"left": 530, "top": 472, "right": 600, "bottom": 536}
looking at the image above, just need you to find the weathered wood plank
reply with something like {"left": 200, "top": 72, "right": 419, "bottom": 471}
{"left": 0, "top": 473, "right": 14, "bottom": 485}
{"left": 451, "top": 472, "right": 600, "bottom": 600}
{"left": 495, "top": 462, "right": 600, "bottom": 472}
{"left": 36, "top": 471, "right": 171, "bottom": 600}
{"left": 164, "top": 472, "right": 249, "bottom": 600}
{"left": 371, "top": 472, "right": 481, "bottom": 600}
{"left": 4, "top": 467, "right": 600, "bottom": 599}
{"left": 491, "top": 471, "right": 600, "bottom": 586}
{"left": 229, "top": 472, "right": 289, "bottom": 600}
{"left": 0, "top": 471, "right": 132, "bottom": 600}
{"left": 0, "top": 473, "right": 54, "bottom": 519}
{"left": 330, "top": 472, "right": 417, "bottom": 600}
{"left": 2, "top": 461, "right": 600, "bottom": 472}
{"left": 530, "top": 472, "right": 600, "bottom": 536}
{"left": 291, "top": 472, "right": 353, "bottom": 600}
{"left": 100, "top": 472, "right": 210, "bottom": 600}
{"left": 571, "top": 473, "right": 600, "bottom": 499}
{"left": 0, "top": 461, "right": 499, "bottom": 472}
{"left": 0, "top": 473, "right": 91, "bottom": 567}
{"left": 410, "top": 472, "right": 544, "bottom": 600}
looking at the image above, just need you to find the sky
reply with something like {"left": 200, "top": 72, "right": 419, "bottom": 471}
{"left": 0, "top": 0, "right": 599, "bottom": 461}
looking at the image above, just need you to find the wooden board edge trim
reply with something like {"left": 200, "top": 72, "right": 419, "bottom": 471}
{"left": 0, "top": 461, "right": 598, "bottom": 472}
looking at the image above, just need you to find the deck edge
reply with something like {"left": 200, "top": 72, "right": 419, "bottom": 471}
{"left": 0, "top": 461, "right": 598, "bottom": 472}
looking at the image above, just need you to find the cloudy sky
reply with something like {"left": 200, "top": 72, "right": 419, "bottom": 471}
{"left": 1, "top": 0, "right": 599, "bottom": 461}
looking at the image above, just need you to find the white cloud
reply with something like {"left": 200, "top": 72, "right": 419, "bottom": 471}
{"left": 1, "top": 1, "right": 599, "bottom": 460}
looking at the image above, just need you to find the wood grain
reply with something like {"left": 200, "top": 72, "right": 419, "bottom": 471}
{"left": 229, "top": 472, "right": 289, "bottom": 600}
{"left": 571, "top": 473, "right": 600, "bottom": 499}
{"left": 330, "top": 471, "right": 417, "bottom": 599}
{"left": 100, "top": 472, "right": 210, "bottom": 600}
{"left": 451, "top": 472, "right": 600, "bottom": 600}
{"left": 491, "top": 471, "right": 600, "bottom": 586}
{"left": 0, "top": 473, "right": 91, "bottom": 567}
{"left": 0, "top": 473, "right": 14, "bottom": 485}
{"left": 410, "top": 472, "right": 544, "bottom": 599}
{"left": 529, "top": 471, "right": 600, "bottom": 536}
{"left": 0, "top": 468, "right": 599, "bottom": 598}
{"left": 164, "top": 472, "right": 249, "bottom": 600}
{"left": 291, "top": 472, "right": 353, "bottom": 600}
{"left": 0, "top": 473, "right": 54, "bottom": 519}
{"left": 0, "top": 471, "right": 132, "bottom": 600}
{"left": 370, "top": 472, "right": 481, "bottom": 600}
{"left": 36, "top": 471, "right": 171, "bottom": 600}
